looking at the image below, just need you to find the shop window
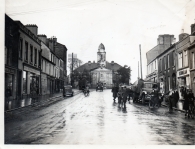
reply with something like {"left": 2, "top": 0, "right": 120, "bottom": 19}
{"left": 23, "top": 71, "right": 27, "bottom": 94}
{"left": 30, "top": 45, "right": 33, "bottom": 63}
{"left": 25, "top": 42, "right": 28, "bottom": 61}
{"left": 5, "top": 73, "right": 13, "bottom": 95}
{"left": 19, "top": 38, "right": 23, "bottom": 59}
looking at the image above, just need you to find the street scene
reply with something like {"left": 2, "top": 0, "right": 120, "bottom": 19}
{"left": 3, "top": 0, "right": 195, "bottom": 145}
{"left": 5, "top": 90, "right": 195, "bottom": 144}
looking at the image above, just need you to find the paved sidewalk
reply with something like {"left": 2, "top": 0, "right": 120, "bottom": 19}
{"left": 161, "top": 99, "right": 185, "bottom": 113}
{"left": 5, "top": 89, "right": 81, "bottom": 111}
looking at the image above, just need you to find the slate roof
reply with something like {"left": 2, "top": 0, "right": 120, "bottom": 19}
{"left": 74, "top": 61, "right": 122, "bottom": 72}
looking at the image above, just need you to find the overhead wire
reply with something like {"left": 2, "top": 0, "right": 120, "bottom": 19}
{"left": 6, "top": 0, "right": 104, "bottom": 16}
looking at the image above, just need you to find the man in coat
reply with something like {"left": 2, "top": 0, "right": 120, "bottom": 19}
{"left": 112, "top": 83, "right": 119, "bottom": 102}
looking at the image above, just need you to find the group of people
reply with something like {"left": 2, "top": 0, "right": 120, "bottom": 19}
{"left": 180, "top": 87, "right": 195, "bottom": 118}
{"left": 111, "top": 84, "right": 129, "bottom": 104}
{"left": 163, "top": 89, "right": 179, "bottom": 111}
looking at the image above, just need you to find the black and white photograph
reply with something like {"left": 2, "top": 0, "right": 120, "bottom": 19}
{"left": 2, "top": 0, "right": 195, "bottom": 146}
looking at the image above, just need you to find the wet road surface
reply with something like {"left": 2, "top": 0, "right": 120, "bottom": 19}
{"left": 5, "top": 90, "right": 195, "bottom": 144}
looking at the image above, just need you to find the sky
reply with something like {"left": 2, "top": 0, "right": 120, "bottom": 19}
{"left": 5, "top": 0, "right": 195, "bottom": 83}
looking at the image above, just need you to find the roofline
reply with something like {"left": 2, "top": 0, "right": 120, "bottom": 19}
{"left": 156, "top": 43, "right": 176, "bottom": 59}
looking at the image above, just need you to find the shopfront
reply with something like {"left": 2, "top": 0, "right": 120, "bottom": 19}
{"left": 177, "top": 68, "right": 190, "bottom": 99}
{"left": 177, "top": 68, "right": 190, "bottom": 88}
{"left": 23, "top": 65, "right": 40, "bottom": 96}
{"left": 5, "top": 67, "right": 17, "bottom": 100}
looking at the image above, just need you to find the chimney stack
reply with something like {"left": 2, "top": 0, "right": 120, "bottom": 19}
{"left": 191, "top": 22, "right": 195, "bottom": 35}
{"left": 25, "top": 24, "right": 38, "bottom": 36}
{"left": 38, "top": 34, "right": 47, "bottom": 44}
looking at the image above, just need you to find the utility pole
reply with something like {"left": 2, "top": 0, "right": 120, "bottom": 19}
{"left": 71, "top": 53, "right": 73, "bottom": 86}
{"left": 139, "top": 44, "right": 143, "bottom": 79}
{"left": 138, "top": 61, "right": 139, "bottom": 79}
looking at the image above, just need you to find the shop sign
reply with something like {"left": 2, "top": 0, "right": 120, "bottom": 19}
{"left": 24, "top": 66, "right": 40, "bottom": 75}
{"left": 5, "top": 67, "right": 15, "bottom": 74}
{"left": 178, "top": 68, "right": 189, "bottom": 77}
{"left": 179, "top": 70, "right": 187, "bottom": 75}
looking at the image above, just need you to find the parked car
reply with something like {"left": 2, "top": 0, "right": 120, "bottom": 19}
{"left": 63, "top": 85, "right": 74, "bottom": 97}
{"left": 132, "top": 79, "right": 159, "bottom": 104}
{"left": 96, "top": 83, "right": 103, "bottom": 92}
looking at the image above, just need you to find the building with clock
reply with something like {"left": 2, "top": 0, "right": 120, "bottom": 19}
{"left": 74, "top": 43, "right": 122, "bottom": 88}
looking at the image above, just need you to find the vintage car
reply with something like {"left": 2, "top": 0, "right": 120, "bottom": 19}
{"left": 132, "top": 79, "right": 159, "bottom": 104}
{"left": 63, "top": 85, "right": 74, "bottom": 97}
{"left": 96, "top": 83, "right": 103, "bottom": 92}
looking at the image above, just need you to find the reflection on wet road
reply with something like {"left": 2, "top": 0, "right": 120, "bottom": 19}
{"left": 5, "top": 90, "right": 195, "bottom": 144}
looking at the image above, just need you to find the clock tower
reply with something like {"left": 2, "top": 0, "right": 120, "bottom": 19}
{"left": 97, "top": 43, "right": 106, "bottom": 67}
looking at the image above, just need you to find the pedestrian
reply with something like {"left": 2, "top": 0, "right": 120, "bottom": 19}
{"left": 168, "top": 89, "right": 174, "bottom": 112}
{"left": 122, "top": 86, "right": 128, "bottom": 108}
{"left": 173, "top": 89, "right": 179, "bottom": 108}
{"left": 31, "top": 80, "right": 37, "bottom": 100}
{"left": 111, "top": 83, "right": 119, "bottom": 102}
{"left": 182, "top": 87, "right": 190, "bottom": 117}
{"left": 188, "top": 89, "right": 194, "bottom": 118}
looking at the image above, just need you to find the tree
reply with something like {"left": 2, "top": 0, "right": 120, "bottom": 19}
{"left": 117, "top": 66, "right": 130, "bottom": 84}
{"left": 68, "top": 57, "right": 83, "bottom": 73}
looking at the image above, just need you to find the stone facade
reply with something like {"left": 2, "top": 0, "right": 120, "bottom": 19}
{"left": 15, "top": 20, "right": 42, "bottom": 98}
{"left": 91, "top": 68, "right": 112, "bottom": 88}
{"left": 157, "top": 44, "right": 176, "bottom": 94}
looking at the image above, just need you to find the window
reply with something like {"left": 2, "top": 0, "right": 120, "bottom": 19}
{"left": 38, "top": 51, "right": 40, "bottom": 67}
{"left": 25, "top": 42, "right": 28, "bottom": 61}
{"left": 46, "top": 62, "right": 49, "bottom": 74}
{"left": 30, "top": 45, "right": 33, "bottom": 63}
{"left": 160, "top": 59, "right": 162, "bottom": 71}
{"left": 7, "top": 48, "right": 12, "bottom": 65}
{"left": 34, "top": 48, "right": 37, "bottom": 65}
{"left": 167, "top": 54, "right": 170, "bottom": 68}
{"left": 172, "top": 74, "right": 176, "bottom": 89}
{"left": 19, "top": 38, "right": 23, "bottom": 59}
{"left": 184, "top": 50, "right": 188, "bottom": 67}
{"left": 159, "top": 59, "right": 161, "bottom": 71}
{"left": 173, "top": 51, "right": 175, "bottom": 66}
{"left": 23, "top": 71, "right": 27, "bottom": 94}
{"left": 192, "top": 52, "right": 195, "bottom": 69}
{"left": 168, "top": 77, "right": 170, "bottom": 91}
{"left": 41, "top": 59, "right": 43, "bottom": 70}
{"left": 45, "top": 61, "right": 47, "bottom": 73}
{"left": 164, "top": 56, "right": 166, "bottom": 70}
{"left": 178, "top": 52, "right": 183, "bottom": 68}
